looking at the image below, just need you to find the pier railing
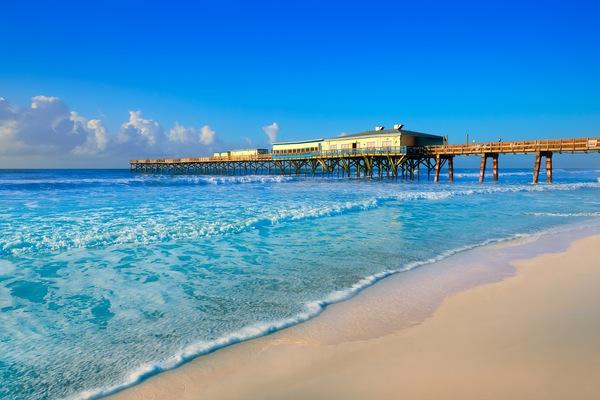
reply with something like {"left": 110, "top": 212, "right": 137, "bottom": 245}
{"left": 426, "top": 137, "right": 599, "bottom": 155}
{"left": 130, "top": 154, "right": 273, "bottom": 164}
{"left": 130, "top": 146, "right": 427, "bottom": 164}
{"left": 271, "top": 146, "right": 427, "bottom": 159}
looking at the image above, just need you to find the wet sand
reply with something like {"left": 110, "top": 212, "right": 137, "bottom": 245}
{"left": 110, "top": 227, "right": 600, "bottom": 400}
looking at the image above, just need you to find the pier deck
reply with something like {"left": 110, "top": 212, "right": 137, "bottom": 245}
{"left": 130, "top": 137, "right": 600, "bottom": 184}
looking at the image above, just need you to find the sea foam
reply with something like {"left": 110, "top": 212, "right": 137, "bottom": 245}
{"left": 3, "top": 181, "right": 598, "bottom": 256}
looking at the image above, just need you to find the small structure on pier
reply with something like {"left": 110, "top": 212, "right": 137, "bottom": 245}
{"left": 213, "top": 148, "right": 269, "bottom": 159}
{"left": 272, "top": 139, "right": 323, "bottom": 158}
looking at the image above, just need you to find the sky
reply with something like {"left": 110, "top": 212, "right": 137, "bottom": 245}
{"left": 1, "top": 0, "right": 599, "bottom": 168}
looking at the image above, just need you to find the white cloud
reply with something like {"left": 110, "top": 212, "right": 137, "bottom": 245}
{"left": 119, "top": 110, "right": 162, "bottom": 147}
{"left": 262, "top": 122, "right": 279, "bottom": 144}
{"left": 0, "top": 95, "right": 220, "bottom": 166}
{"left": 72, "top": 118, "right": 108, "bottom": 155}
{"left": 30, "top": 95, "right": 61, "bottom": 109}
{"left": 0, "top": 97, "right": 16, "bottom": 119}
{"left": 167, "top": 122, "right": 196, "bottom": 144}
{"left": 88, "top": 120, "right": 108, "bottom": 151}
{"left": 115, "top": 114, "right": 218, "bottom": 156}
{"left": 0, "top": 96, "right": 100, "bottom": 155}
{"left": 0, "top": 120, "right": 21, "bottom": 152}
{"left": 166, "top": 122, "right": 216, "bottom": 149}
{"left": 199, "top": 125, "right": 215, "bottom": 145}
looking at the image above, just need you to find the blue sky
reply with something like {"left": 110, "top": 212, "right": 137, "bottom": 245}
{"left": 1, "top": 0, "right": 599, "bottom": 167}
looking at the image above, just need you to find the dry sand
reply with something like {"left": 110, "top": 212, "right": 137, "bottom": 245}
{"left": 111, "top": 233, "right": 600, "bottom": 400}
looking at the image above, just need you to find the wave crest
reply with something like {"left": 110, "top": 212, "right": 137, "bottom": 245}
{"left": 3, "top": 181, "right": 599, "bottom": 256}
{"left": 0, "top": 174, "right": 296, "bottom": 188}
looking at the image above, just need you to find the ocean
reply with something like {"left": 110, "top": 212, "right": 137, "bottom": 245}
{"left": 0, "top": 168, "right": 599, "bottom": 399}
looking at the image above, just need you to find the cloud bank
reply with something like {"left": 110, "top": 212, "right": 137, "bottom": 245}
{"left": 0, "top": 96, "right": 109, "bottom": 156}
{"left": 0, "top": 96, "right": 218, "bottom": 167}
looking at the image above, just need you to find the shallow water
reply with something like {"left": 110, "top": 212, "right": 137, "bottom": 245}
{"left": 0, "top": 168, "right": 599, "bottom": 399}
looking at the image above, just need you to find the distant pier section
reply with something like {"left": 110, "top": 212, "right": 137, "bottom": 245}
{"left": 130, "top": 125, "right": 599, "bottom": 184}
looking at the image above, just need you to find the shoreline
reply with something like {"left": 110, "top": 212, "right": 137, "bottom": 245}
{"left": 106, "top": 219, "right": 600, "bottom": 400}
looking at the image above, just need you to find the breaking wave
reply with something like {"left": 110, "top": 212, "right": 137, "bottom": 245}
{"left": 526, "top": 211, "right": 600, "bottom": 217}
{"left": 0, "top": 174, "right": 297, "bottom": 189}
{"left": 3, "top": 181, "right": 598, "bottom": 256}
{"left": 453, "top": 171, "right": 532, "bottom": 178}
{"left": 72, "top": 230, "right": 542, "bottom": 400}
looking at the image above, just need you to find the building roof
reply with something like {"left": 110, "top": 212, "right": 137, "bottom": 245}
{"left": 400, "top": 129, "right": 444, "bottom": 139}
{"left": 328, "top": 129, "right": 443, "bottom": 141}
{"left": 229, "top": 148, "right": 269, "bottom": 152}
{"left": 272, "top": 128, "right": 443, "bottom": 146}
{"left": 272, "top": 138, "right": 324, "bottom": 145}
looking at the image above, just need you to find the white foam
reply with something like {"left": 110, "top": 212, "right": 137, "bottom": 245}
{"left": 526, "top": 211, "right": 600, "bottom": 217}
{"left": 0, "top": 174, "right": 296, "bottom": 187}
{"left": 69, "top": 228, "right": 567, "bottom": 400}
{"left": 453, "top": 171, "right": 531, "bottom": 178}
{"left": 200, "top": 175, "right": 295, "bottom": 185}
{"left": 23, "top": 200, "right": 40, "bottom": 209}
{"left": 0, "top": 177, "right": 145, "bottom": 185}
{"left": 554, "top": 169, "right": 600, "bottom": 174}
{"left": 0, "top": 259, "right": 15, "bottom": 275}
{"left": 3, "top": 181, "right": 599, "bottom": 256}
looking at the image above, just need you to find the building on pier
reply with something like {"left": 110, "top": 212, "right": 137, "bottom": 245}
{"left": 321, "top": 128, "right": 444, "bottom": 152}
{"left": 230, "top": 148, "right": 269, "bottom": 156}
{"left": 212, "top": 148, "right": 270, "bottom": 159}
{"left": 272, "top": 125, "right": 445, "bottom": 159}
{"left": 272, "top": 138, "right": 323, "bottom": 158}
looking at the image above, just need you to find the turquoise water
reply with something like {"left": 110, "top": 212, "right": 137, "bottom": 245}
{"left": 0, "top": 168, "right": 599, "bottom": 399}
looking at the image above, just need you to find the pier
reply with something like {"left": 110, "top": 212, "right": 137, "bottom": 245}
{"left": 130, "top": 137, "right": 599, "bottom": 184}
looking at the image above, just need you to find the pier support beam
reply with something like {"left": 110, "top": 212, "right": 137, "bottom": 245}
{"left": 546, "top": 152, "right": 553, "bottom": 183}
{"left": 434, "top": 155, "right": 452, "bottom": 183}
{"left": 479, "top": 154, "right": 487, "bottom": 183}
{"left": 492, "top": 154, "right": 499, "bottom": 182}
{"left": 533, "top": 153, "right": 541, "bottom": 184}
{"left": 533, "top": 151, "right": 553, "bottom": 184}
{"left": 434, "top": 155, "right": 441, "bottom": 183}
{"left": 479, "top": 153, "right": 498, "bottom": 183}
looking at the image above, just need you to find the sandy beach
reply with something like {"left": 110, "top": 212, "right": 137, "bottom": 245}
{"left": 111, "top": 228, "right": 600, "bottom": 400}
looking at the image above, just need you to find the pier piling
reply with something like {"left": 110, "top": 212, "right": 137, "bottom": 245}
{"left": 546, "top": 152, "right": 553, "bottom": 184}
{"left": 533, "top": 151, "right": 553, "bottom": 184}
{"left": 492, "top": 154, "right": 499, "bottom": 182}
{"left": 434, "top": 155, "right": 441, "bottom": 183}
{"left": 479, "top": 154, "right": 487, "bottom": 183}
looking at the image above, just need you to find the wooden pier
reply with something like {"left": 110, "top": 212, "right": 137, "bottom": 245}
{"left": 130, "top": 137, "right": 599, "bottom": 184}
